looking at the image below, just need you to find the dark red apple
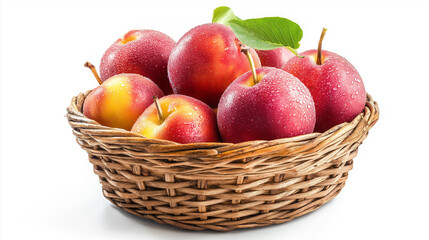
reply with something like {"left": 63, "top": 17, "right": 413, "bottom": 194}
{"left": 100, "top": 30, "right": 176, "bottom": 94}
{"left": 282, "top": 29, "right": 366, "bottom": 132}
{"left": 217, "top": 66, "right": 316, "bottom": 143}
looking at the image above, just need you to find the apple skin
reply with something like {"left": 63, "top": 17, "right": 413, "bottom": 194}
{"left": 131, "top": 94, "right": 220, "bottom": 144}
{"left": 100, "top": 30, "right": 176, "bottom": 94}
{"left": 83, "top": 73, "right": 164, "bottom": 131}
{"left": 167, "top": 23, "right": 261, "bottom": 108}
{"left": 217, "top": 67, "right": 316, "bottom": 143}
{"left": 282, "top": 50, "right": 366, "bottom": 132}
{"left": 255, "top": 47, "right": 295, "bottom": 68}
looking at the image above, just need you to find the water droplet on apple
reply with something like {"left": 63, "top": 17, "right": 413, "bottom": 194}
{"left": 333, "top": 87, "right": 337, "bottom": 91}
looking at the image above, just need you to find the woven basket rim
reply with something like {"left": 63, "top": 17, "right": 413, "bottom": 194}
{"left": 66, "top": 90, "right": 379, "bottom": 148}
{"left": 66, "top": 91, "right": 379, "bottom": 176}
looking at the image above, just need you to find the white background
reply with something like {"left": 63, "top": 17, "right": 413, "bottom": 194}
{"left": 1, "top": 0, "right": 428, "bottom": 239}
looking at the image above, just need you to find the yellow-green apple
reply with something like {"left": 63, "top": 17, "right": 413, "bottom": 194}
{"left": 255, "top": 48, "right": 295, "bottom": 68}
{"left": 100, "top": 30, "right": 176, "bottom": 94}
{"left": 167, "top": 23, "right": 261, "bottom": 108}
{"left": 282, "top": 29, "right": 366, "bottom": 132}
{"left": 83, "top": 73, "right": 164, "bottom": 131}
{"left": 131, "top": 95, "right": 220, "bottom": 143}
{"left": 217, "top": 66, "right": 316, "bottom": 143}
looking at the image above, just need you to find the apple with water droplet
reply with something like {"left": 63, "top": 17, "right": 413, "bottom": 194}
{"left": 131, "top": 95, "right": 220, "bottom": 144}
{"left": 282, "top": 29, "right": 366, "bottom": 132}
{"left": 100, "top": 30, "right": 176, "bottom": 94}
{"left": 217, "top": 48, "right": 316, "bottom": 143}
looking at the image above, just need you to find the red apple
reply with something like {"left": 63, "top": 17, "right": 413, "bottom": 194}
{"left": 131, "top": 95, "right": 220, "bottom": 144}
{"left": 255, "top": 47, "right": 295, "bottom": 68}
{"left": 282, "top": 29, "right": 366, "bottom": 132}
{"left": 100, "top": 30, "right": 176, "bottom": 94}
{"left": 83, "top": 73, "right": 164, "bottom": 131}
{"left": 167, "top": 23, "right": 261, "bottom": 108}
{"left": 217, "top": 66, "right": 316, "bottom": 143}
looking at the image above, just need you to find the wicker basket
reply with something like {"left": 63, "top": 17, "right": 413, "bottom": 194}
{"left": 66, "top": 91, "right": 379, "bottom": 231}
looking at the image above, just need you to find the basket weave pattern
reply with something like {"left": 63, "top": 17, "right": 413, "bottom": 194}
{"left": 66, "top": 91, "right": 379, "bottom": 231}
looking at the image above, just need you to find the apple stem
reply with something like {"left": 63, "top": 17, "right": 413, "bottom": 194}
{"left": 240, "top": 46, "right": 259, "bottom": 84}
{"left": 153, "top": 96, "right": 164, "bottom": 121}
{"left": 84, "top": 62, "right": 103, "bottom": 85}
{"left": 316, "top": 28, "right": 327, "bottom": 65}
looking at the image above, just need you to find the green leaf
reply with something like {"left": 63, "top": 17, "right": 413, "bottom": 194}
{"left": 229, "top": 17, "right": 303, "bottom": 50}
{"left": 212, "top": 6, "right": 240, "bottom": 26}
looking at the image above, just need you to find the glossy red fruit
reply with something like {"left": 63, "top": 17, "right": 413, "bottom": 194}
{"left": 168, "top": 23, "right": 261, "bottom": 108}
{"left": 282, "top": 50, "right": 366, "bottom": 132}
{"left": 217, "top": 67, "right": 316, "bottom": 143}
{"left": 132, "top": 94, "right": 220, "bottom": 144}
{"left": 100, "top": 30, "right": 176, "bottom": 94}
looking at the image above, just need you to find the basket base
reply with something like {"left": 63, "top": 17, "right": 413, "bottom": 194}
{"left": 102, "top": 182, "right": 345, "bottom": 231}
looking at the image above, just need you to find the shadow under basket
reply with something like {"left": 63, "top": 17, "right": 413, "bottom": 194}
{"left": 66, "top": 91, "right": 379, "bottom": 231}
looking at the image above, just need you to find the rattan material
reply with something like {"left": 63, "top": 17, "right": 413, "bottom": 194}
{"left": 66, "top": 91, "right": 379, "bottom": 231}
